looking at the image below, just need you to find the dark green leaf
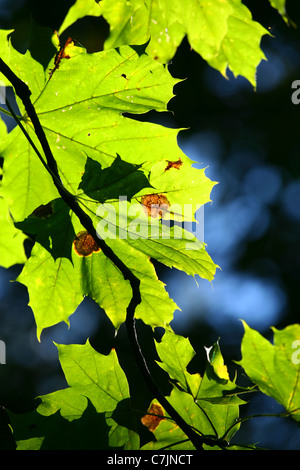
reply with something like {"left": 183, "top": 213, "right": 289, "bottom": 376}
{"left": 78, "top": 154, "right": 152, "bottom": 203}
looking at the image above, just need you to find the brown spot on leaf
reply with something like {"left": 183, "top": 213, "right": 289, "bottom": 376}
{"left": 141, "top": 403, "right": 165, "bottom": 431}
{"left": 49, "top": 35, "right": 73, "bottom": 78}
{"left": 141, "top": 194, "right": 170, "bottom": 218}
{"left": 165, "top": 158, "right": 182, "bottom": 171}
{"left": 73, "top": 231, "right": 100, "bottom": 257}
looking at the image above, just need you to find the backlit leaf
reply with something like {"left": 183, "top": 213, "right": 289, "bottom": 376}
{"left": 9, "top": 342, "right": 140, "bottom": 449}
{"left": 0, "top": 196, "right": 27, "bottom": 268}
{"left": 100, "top": 0, "right": 269, "bottom": 87}
{"left": 238, "top": 322, "right": 300, "bottom": 423}
{"left": 148, "top": 330, "right": 245, "bottom": 448}
{"left": 0, "top": 34, "right": 217, "bottom": 336}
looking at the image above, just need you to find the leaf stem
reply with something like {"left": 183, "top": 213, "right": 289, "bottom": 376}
{"left": 0, "top": 104, "right": 19, "bottom": 118}
{"left": 220, "top": 409, "right": 298, "bottom": 443}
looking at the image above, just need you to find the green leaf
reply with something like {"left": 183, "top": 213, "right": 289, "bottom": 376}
{"left": 0, "top": 35, "right": 216, "bottom": 336}
{"left": 8, "top": 341, "right": 140, "bottom": 450}
{"left": 0, "top": 33, "right": 216, "bottom": 230}
{"left": 0, "top": 35, "right": 47, "bottom": 109}
{"left": 156, "top": 329, "right": 200, "bottom": 395}
{"left": 17, "top": 241, "right": 83, "bottom": 340}
{"left": 146, "top": 158, "right": 216, "bottom": 221}
{"left": 125, "top": 234, "right": 217, "bottom": 280}
{"left": 150, "top": 331, "right": 244, "bottom": 448}
{"left": 16, "top": 198, "right": 75, "bottom": 261}
{"left": 0, "top": 196, "right": 27, "bottom": 268}
{"left": 73, "top": 232, "right": 178, "bottom": 330}
{"left": 142, "top": 388, "right": 217, "bottom": 450}
{"left": 38, "top": 341, "right": 130, "bottom": 417}
{"left": 205, "top": 340, "right": 230, "bottom": 381}
{"left": 15, "top": 203, "right": 82, "bottom": 339}
{"left": 0, "top": 41, "right": 56, "bottom": 224}
{"left": 0, "top": 127, "right": 59, "bottom": 222}
{"left": 141, "top": 397, "right": 197, "bottom": 450}
{"left": 142, "top": 386, "right": 234, "bottom": 450}
{"left": 24, "top": 341, "right": 139, "bottom": 449}
{"left": 100, "top": 0, "right": 269, "bottom": 87}
{"left": 101, "top": 238, "right": 178, "bottom": 328}
{"left": 238, "top": 322, "right": 300, "bottom": 423}
{"left": 10, "top": 402, "right": 113, "bottom": 450}
{"left": 92, "top": 194, "right": 217, "bottom": 277}
{"left": 16, "top": 198, "right": 178, "bottom": 335}
{"left": 0, "top": 39, "right": 181, "bottom": 220}
{"left": 0, "top": 113, "right": 7, "bottom": 138}
{"left": 268, "top": 0, "right": 290, "bottom": 24}
{"left": 58, "top": 0, "right": 102, "bottom": 35}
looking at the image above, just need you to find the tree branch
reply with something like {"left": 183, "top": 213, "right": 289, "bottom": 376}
{"left": 0, "top": 57, "right": 209, "bottom": 450}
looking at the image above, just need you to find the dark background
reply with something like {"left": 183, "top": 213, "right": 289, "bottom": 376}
{"left": 0, "top": 0, "right": 300, "bottom": 449}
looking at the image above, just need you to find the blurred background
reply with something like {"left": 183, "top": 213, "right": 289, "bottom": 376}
{"left": 0, "top": 0, "right": 300, "bottom": 449}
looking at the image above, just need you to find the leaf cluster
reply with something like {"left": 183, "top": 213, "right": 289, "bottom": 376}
{"left": 0, "top": 0, "right": 299, "bottom": 451}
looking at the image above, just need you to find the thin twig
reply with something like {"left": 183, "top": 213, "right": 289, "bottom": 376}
{"left": 220, "top": 408, "right": 300, "bottom": 443}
